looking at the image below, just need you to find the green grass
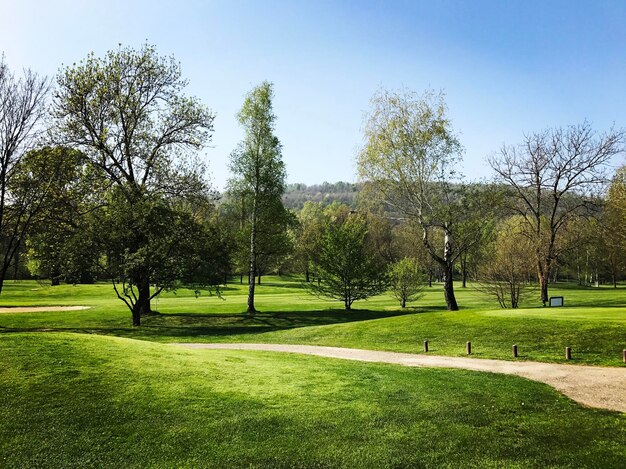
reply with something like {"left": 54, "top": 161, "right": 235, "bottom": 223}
{"left": 1, "top": 333, "right": 624, "bottom": 468}
{"left": 0, "top": 278, "right": 624, "bottom": 366}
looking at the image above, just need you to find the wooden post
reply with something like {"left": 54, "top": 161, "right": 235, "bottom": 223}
{"left": 623, "top": 349, "right": 625, "bottom": 364}
{"left": 424, "top": 340, "right": 429, "bottom": 352}
{"left": 512, "top": 344, "right": 518, "bottom": 358}
{"left": 565, "top": 347, "right": 572, "bottom": 360}
{"left": 466, "top": 341, "right": 472, "bottom": 355}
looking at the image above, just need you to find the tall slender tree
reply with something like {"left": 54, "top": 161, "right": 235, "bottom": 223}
{"left": 228, "top": 81, "right": 286, "bottom": 313}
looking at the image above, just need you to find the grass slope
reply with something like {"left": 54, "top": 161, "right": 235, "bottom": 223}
{"left": 0, "top": 278, "right": 624, "bottom": 365}
{"left": 1, "top": 333, "right": 625, "bottom": 468}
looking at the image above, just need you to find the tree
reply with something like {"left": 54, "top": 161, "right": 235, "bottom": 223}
{"left": 357, "top": 88, "right": 483, "bottom": 311}
{"left": 0, "top": 57, "right": 48, "bottom": 293}
{"left": 308, "top": 213, "right": 388, "bottom": 310}
{"left": 21, "top": 146, "right": 101, "bottom": 285}
{"left": 294, "top": 201, "right": 326, "bottom": 282}
{"left": 489, "top": 123, "right": 625, "bottom": 304}
{"left": 228, "top": 81, "right": 286, "bottom": 313}
{"left": 388, "top": 257, "right": 425, "bottom": 308}
{"left": 478, "top": 218, "right": 536, "bottom": 308}
{"left": 53, "top": 44, "right": 215, "bottom": 325}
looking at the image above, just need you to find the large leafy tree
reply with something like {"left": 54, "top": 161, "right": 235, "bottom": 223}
{"left": 308, "top": 212, "right": 388, "bottom": 310}
{"left": 228, "top": 81, "right": 287, "bottom": 313}
{"left": 357, "top": 88, "right": 484, "bottom": 311}
{"left": 52, "top": 44, "right": 215, "bottom": 325}
{"left": 489, "top": 123, "right": 625, "bottom": 304}
{"left": 0, "top": 57, "right": 48, "bottom": 293}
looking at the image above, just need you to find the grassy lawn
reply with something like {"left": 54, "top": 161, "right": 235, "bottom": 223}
{"left": 0, "top": 278, "right": 624, "bottom": 366}
{"left": 1, "top": 333, "right": 624, "bottom": 468}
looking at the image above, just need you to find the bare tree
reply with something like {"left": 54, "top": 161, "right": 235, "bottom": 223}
{"left": 489, "top": 123, "right": 625, "bottom": 304}
{"left": 0, "top": 57, "right": 49, "bottom": 293}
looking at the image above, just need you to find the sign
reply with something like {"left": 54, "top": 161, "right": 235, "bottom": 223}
{"left": 549, "top": 296, "right": 564, "bottom": 307}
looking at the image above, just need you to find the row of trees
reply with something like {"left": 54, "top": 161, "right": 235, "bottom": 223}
{"left": 1, "top": 44, "right": 625, "bottom": 325}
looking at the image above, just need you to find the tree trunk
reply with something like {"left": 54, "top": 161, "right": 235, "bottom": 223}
{"left": 538, "top": 272, "right": 549, "bottom": 305}
{"left": 137, "top": 276, "right": 151, "bottom": 316}
{"left": 305, "top": 269, "right": 310, "bottom": 282}
{"left": 401, "top": 298, "right": 406, "bottom": 308}
{"left": 460, "top": 253, "right": 468, "bottom": 288}
{"left": 240, "top": 273, "right": 243, "bottom": 285}
{"left": 132, "top": 303, "right": 141, "bottom": 326}
{"left": 443, "top": 262, "right": 458, "bottom": 311}
{"left": 247, "top": 196, "right": 258, "bottom": 314}
{"left": 442, "top": 231, "right": 459, "bottom": 311}
{"left": 257, "top": 273, "right": 261, "bottom": 285}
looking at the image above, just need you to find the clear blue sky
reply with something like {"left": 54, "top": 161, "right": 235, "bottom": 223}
{"left": 2, "top": 0, "right": 625, "bottom": 189}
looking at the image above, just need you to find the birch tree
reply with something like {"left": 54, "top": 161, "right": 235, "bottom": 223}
{"left": 357, "top": 88, "right": 479, "bottom": 311}
{"left": 228, "top": 81, "right": 286, "bottom": 313}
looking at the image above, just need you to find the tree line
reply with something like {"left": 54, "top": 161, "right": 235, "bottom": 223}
{"left": 1, "top": 45, "right": 625, "bottom": 325}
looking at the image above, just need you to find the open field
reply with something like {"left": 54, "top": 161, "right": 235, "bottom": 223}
{"left": 0, "top": 278, "right": 624, "bottom": 366}
{"left": 0, "top": 279, "right": 625, "bottom": 467}
{"left": 1, "top": 333, "right": 625, "bottom": 468}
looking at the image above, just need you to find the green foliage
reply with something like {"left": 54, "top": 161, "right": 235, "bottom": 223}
{"left": 228, "top": 81, "right": 289, "bottom": 312}
{"left": 388, "top": 257, "right": 425, "bottom": 307}
{"left": 308, "top": 214, "right": 388, "bottom": 309}
{"left": 356, "top": 87, "right": 480, "bottom": 311}
{"left": 52, "top": 44, "right": 217, "bottom": 323}
{"left": 478, "top": 218, "right": 536, "bottom": 308}
{"left": 100, "top": 192, "right": 228, "bottom": 311}
{"left": 21, "top": 146, "right": 102, "bottom": 284}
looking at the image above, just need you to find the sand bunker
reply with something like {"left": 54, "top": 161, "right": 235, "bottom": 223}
{"left": 0, "top": 306, "right": 91, "bottom": 313}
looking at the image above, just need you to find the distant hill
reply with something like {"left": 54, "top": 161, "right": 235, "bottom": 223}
{"left": 282, "top": 182, "right": 360, "bottom": 210}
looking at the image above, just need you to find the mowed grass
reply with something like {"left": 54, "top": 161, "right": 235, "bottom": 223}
{"left": 1, "top": 333, "right": 625, "bottom": 468}
{"left": 0, "top": 278, "right": 624, "bottom": 365}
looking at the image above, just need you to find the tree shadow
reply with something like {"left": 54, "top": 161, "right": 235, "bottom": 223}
{"left": 0, "top": 308, "right": 419, "bottom": 341}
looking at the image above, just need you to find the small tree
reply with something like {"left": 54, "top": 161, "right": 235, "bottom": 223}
{"left": 308, "top": 214, "right": 388, "bottom": 310}
{"left": 478, "top": 218, "right": 536, "bottom": 308}
{"left": 388, "top": 257, "right": 425, "bottom": 308}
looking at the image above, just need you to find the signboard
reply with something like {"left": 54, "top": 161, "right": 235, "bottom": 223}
{"left": 549, "top": 296, "right": 564, "bottom": 307}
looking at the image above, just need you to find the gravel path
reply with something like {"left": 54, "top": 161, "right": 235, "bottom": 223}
{"left": 174, "top": 343, "right": 626, "bottom": 413}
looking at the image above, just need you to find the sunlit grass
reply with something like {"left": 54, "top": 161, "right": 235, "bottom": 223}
{"left": 0, "top": 277, "right": 624, "bottom": 365}
{"left": 1, "top": 333, "right": 624, "bottom": 468}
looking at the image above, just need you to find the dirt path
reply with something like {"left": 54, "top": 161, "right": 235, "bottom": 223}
{"left": 0, "top": 306, "right": 90, "bottom": 313}
{"left": 174, "top": 343, "right": 626, "bottom": 413}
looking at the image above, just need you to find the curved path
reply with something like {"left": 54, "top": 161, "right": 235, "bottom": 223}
{"left": 174, "top": 343, "right": 626, "bottom": 413}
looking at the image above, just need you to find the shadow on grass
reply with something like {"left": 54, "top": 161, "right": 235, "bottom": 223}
{"left": 0, "top": 308, "right": 418, "bottom": 341}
